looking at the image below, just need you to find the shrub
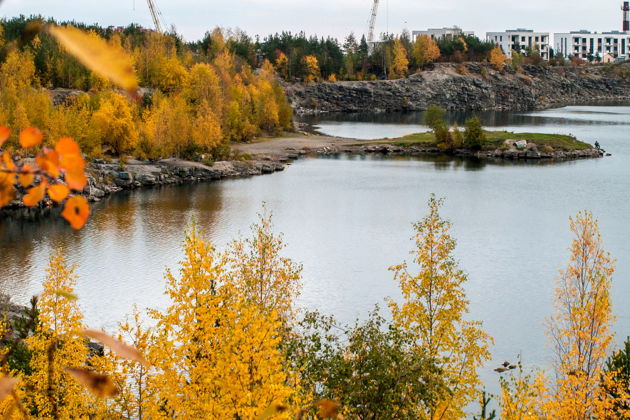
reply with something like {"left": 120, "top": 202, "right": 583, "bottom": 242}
{"left": 464, "top": 116, "right": 485, "bottom": 150}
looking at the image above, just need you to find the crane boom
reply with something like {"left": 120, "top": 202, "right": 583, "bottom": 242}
{"left": 146, "top": 0, "right": 164, "bottom": 33}
{"left": 367, "top": 0, "right": 380, "bottom": 43}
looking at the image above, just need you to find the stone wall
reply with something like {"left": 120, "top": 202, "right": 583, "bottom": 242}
{"left": 285, "top": 63, "right": 630, "bottom": 114}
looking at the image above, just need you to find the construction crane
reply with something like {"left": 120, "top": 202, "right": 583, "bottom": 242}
{"left": 146, "top": 0, "right": 165, "bottom": 33}
{"left": 367, "top": 0, "right": 380, "bottom": 44}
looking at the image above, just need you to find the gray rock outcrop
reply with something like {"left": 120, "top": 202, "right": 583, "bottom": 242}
{"left": 285, "top": 63, "right": 630, "bottom": 114}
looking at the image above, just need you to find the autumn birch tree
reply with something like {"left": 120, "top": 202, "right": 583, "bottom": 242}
{"left": 391, "top": 39, "right": 409, "bottom": 79}
{"left": 388, "top": 196, "right": 492, "bottom": 419}
{"left": 545, "top": 211, "right": 616, "bottom": 419}
{"left": 148, "top": 227, "right": 297, "bottom": 419}
{"left": 24, "top": 250, "right": 92, "bottom": 418}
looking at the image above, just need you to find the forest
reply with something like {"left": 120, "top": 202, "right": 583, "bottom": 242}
{"left": 0, "top": 16, "right": 293, "bottom": 161}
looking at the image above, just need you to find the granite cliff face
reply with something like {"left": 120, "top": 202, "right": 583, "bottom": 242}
{"left": 285, "top": 63, "right": 630, "bottom": 114}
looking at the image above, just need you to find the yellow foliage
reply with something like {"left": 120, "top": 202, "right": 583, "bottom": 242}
{"left": 142, "top": 93, "right": 191, "bottom": 156}
{"left": 192, "top": 101, "right": 223, "bottom": 150}
{"left": 227, "top": 211, "right": 302, "bottom": 320}
{"left": 388, "top": 196, "right": 492, "bottom": 418}
{"left": 303, "top": 55, "right": 320, "bottom": 83}
{"left": 275, "top": 51, "right": 289, "bottom": 80}
{"left": 391, "top": 39, "right": 409, "bottom": 79}
{"left": 147, "top": 227, "right": 298, "bottom": 418}
{"left": 489, "top": 47, "right": 507, "bottom": 71}
{"left": 24, "top": 250, "right": 93, "bottom": 418}
{"left": 544, "top": 211, "right": 616, "bottom": 419}
{"left": 183, "top": 63, "right": 223, "bottom": 112}
{"left": 92, "top": 91, "right": 139, "bottom": 154}
{"left": 413, "top": 35, "right": 441, "bottom": 67}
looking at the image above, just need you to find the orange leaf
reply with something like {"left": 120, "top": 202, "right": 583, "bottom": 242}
{"left": 0, "top": 126, "right": 10, "bottom": 147}
{"left": 60, "top": 154, "right": 85, "bottom": 172}
{"left": 65, "top": 169, "right": 87, "bottom": 191}
{"left": 18, "top": 164, "right": 35, "bottom": 188}
{"left": 0, "top": 376, "right": 19, "bottom": 402}
{"left": 47, "top": 184, "right": 69, "bottom": 202}
{"left": 82, "top": 330, "right": 150, "bottom": 368}
{"left": 0, "top": 183, "right": 16, "bottom": 207}
{"left": 36, "top": 150, "right": 60, "bottom": 178}
{"left": 61, "top": 195, "right": 90, "bottom": 229}
{"left": 23, "top": 182, "right": 46, "bottom": 207}
{"left": 55, "top": 137, "right": 81, "bottom": 156}
{"left": 2, "top": 152, "right": 16, "bottom": 171}
{"left": 64, "top": 368, "right": 118, "bottom": 398}
{"left": 19, "top": 127, "right": 43, "bottom": 148}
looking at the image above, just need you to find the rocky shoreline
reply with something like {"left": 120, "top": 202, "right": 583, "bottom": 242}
{"left": 285, "top": 63, "right": 630, "bottom": 114}
{"left": 0, "top": 157, "right": 288, "bottom": 219}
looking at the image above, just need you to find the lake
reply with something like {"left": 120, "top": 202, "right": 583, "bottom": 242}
{"left": 1, "top": 105, "right": 629, "bottom": 394}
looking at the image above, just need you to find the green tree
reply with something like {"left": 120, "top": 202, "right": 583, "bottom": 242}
{"left": 601, "top": 337, "right": 630, "bottom": 416}
{"left": 285, "top": 308, "right": 445, "bottom": 418}
{"left": 464, "top": 116, "right": 486, "bottom": 150}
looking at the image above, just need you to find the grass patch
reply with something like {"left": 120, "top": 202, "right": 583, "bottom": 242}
{"left": 375, "top": 130, "right": 592, "bottom": 151}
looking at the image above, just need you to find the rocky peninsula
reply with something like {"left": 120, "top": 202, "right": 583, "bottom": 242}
{"left": 285, "top": 63, "right": 630, "bottom": 114}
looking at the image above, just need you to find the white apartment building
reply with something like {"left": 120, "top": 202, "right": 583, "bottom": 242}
{"left": 412, "top": 27, "right": 474, "bottom": 42}
{"left": 486, "top": 29, "right": 550, "bottom": 60}
{"left": 554, "top": 30, "right": 630, "bottom": 60}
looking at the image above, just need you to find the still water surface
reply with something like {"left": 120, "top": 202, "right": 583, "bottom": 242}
{"left": 1, "top": 105, "right": 629, "bottom": 391}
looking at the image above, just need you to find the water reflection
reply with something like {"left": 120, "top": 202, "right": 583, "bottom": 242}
{"left": 301, "top": 104, "right": 630, "bottom": 140}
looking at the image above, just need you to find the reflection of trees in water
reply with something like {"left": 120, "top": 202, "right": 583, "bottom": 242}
{"left": 0, "top": 181, "right": 226, "bottom": 303}
{"left": 300, "top": 107, "right": 630, "bottom": 129}
{"left": 0, "top": 212, "right": 81, "bottom": 302}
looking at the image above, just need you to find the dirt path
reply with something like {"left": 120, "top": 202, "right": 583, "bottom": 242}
{"left": 233, "top": 134, "right": 363, "bottom": 158}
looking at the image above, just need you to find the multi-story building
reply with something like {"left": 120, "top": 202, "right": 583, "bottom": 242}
{"left": 486, "top": 29, "right": 550, "bottom": 60}
{"left": 554, "top": 31, "right": 630, "bottom": 60}
{"left": 412, "top": 27, "right": 474, "bottom": 42}
{"left": 554, "top": 2, "right": 630, "bottom": 61}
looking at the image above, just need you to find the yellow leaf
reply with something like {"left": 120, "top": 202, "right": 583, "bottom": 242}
{"left": 47, "top": 184, "right": 70, "bottom": 203}
{"left": 0, "top": 376, "right": 19, "bottom": 402}
{"left": 82, "top": 329, "right": 150, "bottom": 368}
{"left": 19, "top": 127, "right": 43, "bottom": 148}
{"left": 257, "top": 402, "right": 289, "bottom": 420}
{"left": 51, "top": 289, "right": 78, "bottom": 301}
{"left": 64, "top": 368, "right": 118, "bottom": 398}
{"left": 48, "top": 25, "right": 138, "bottom": 93}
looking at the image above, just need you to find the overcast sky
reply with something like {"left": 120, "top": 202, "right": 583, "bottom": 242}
{"left": 1, "top": 0, "right": 627, "bottom": 41}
